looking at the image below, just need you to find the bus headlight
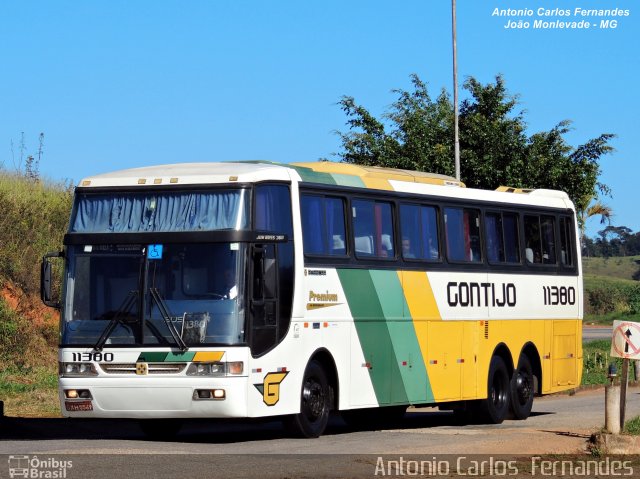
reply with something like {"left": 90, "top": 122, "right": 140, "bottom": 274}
{"left": 186, "top": 361, "right": 244, "bottom": 376}
{"left": 187, "top": 362, "right": 224, "bottom": 376}
{"left": 226, "top": 361, "right": 244, "bottom": 375}
{"left": 59, "top": 362, "right": 98, "bottom": 377}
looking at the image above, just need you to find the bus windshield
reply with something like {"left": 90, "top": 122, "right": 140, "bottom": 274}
{"left": 70, "top": 189, "right": 249, "bottom": 233}
{"left": 62, "top": 243, "right": 247, "bottom": 347}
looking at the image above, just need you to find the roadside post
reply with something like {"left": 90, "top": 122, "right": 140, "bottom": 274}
{"left": 606, "top": 363, "right": 620, "bottom": 434}
{"left": 610, "top": 320, "right": 640, "bottom": 432}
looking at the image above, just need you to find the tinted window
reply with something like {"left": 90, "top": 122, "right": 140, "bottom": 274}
{"left": 485, "top": 213, "right": 503, "bottom": 263}
{"left": 540, "top": 216, "right": 556, "bottom": 264}
{"left": 255, "top": 185, "right": 293, "bottom": 236}
{"left": 485, "top": 212, "right": 520, "bottom": 263}
{"left": 444, "top": 207, "right": 481, "bottom": 262}
{"left": 524, "top": 215, "right": 556, "bottom": 265}
{"left": 503, "top": 213, "right": 520, "bottom": 263}
{"left": 524, "top": 215, "right": 541, "bottom": 263}
{"left": 559, "top": 217, "right": 574, "bottom": 266}
{"left": 300, "top": 195, "right": 347, "bottom": 256}
{"left": 352, "top": 199, "right": 395, "bottom": 259}
{"left": 400, "top": 204, "right": 439, "bottom": 260}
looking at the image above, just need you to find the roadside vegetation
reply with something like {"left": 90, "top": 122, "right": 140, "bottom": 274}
{"left": 624, "top": 415, "right": 640, "bottom": 435}
{"left": 583, "top": 259, "right": 640, "bottom": 325}
{"left": 582, "top": 339, "right": 627, "bottom": 386}
{"left": 0, "top": 168, "right": 72, "bottom": 417}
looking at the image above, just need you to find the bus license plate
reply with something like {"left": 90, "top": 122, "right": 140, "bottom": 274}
{"left": 65, "top": 400, "right": 93, "bottom": 412}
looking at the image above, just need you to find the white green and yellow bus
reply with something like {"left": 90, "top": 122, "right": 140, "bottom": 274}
{"left": 42, "top": 161, "right": 582, "bottom": 437}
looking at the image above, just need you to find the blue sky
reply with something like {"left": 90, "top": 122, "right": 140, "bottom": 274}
{"left": 0, "top": 0, "right": 635, "bottom": 237}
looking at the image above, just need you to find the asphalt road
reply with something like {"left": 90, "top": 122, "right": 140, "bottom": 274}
{"left": 1, "top": 387, "right": 638, "bottom": 478}
{"left": 583, "top": 326, "right": 612, "bottom": 342}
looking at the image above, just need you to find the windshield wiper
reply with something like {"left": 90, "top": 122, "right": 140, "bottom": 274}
{"left": 94, "top": 290, "right": 139, "bottom": 351}
{"left": 149, "top": 287, "right": 188, "bottom": 351}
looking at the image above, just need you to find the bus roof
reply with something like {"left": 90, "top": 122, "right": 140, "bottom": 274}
{"left": 77, "top": 160, "right": 574, "bottom": 210}
{"left": 77, "top": 161, "right": 293, "bottom": 187}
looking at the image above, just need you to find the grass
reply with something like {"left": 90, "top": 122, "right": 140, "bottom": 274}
{"left": 624, "top": 416, "right": 640, "bottom": 435}
{"left": 0, "top": 171, "right": 72, "bottom": 295}
{"left": 0, "top": 170, "right": 69, "bottom": 417}
{"left": 584, "top": 311, "right": 640, "bottom": 326}
{"left": 584, "top": 274, "right": 639, "bottom": 290}
{"left": 0, "top": 364, "right": 60, "bottom": 417}
{"left": 583, "top": 255, "right": 640, "bottom": 282}
{"left": 583, "top": 274, "right": 640, "bottom": 317}
{"left": 582, "top": 339, "right": 626, "bottom": 386}
{"left": 0, "top": 295, "right": 59, "bottom": 417}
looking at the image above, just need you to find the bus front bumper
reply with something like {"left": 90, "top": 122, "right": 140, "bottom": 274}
{"left": 59, "top": 376, "right": 249, "bottom": 419}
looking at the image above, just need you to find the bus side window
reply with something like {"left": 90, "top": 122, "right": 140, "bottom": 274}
{"left": 559, "top": 217, "right": 574, "bottom": 266}
{"left": 485, "top": 212, "right": 520, "bottom": 264}
{"left": 524, "top": 214, "right": 556, "bottom": 265}
{"left": 540, "top": 216, "right": 556, "bottom": 264}
{"left": 400, "top": 203, "right": 439, "bottom": 260}
{"left": 485, "top": 213, "right": 504, "bottom": 262}
{"left": 524, "top": 215, "right": 542, "bottom": 264}
{"left": 503, "top": 213, "right": 520, "bottom": 263}
{"left": 444, "top": 207, "right": 481, "bottom": 263}
{"left": 255, "top": 184, "right": 293, "bottom": 236}
{"left": 352, "top": 199, "right": 395, "bottom": 259}
{"left": 300, "top": 194, "right": 346, "bottom": 256}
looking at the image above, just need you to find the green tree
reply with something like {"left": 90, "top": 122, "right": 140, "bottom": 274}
{"left": 336, "top": 74, "right": 615, "bottom": 209}
{"left": 577, "top": 196, "right": 613, "bottom": 243}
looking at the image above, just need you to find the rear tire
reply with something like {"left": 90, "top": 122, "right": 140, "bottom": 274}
{"left": 284, "top": 360, "right": 330, "bottom": 438}
{"left": 478, "top": 356, "right": 510, "bottom": 424}
{"left": 510, "top": 355, "right": 534, "bottom": 420}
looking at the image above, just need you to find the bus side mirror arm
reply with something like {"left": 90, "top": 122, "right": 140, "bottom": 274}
{"left": 41, "top": 251, "right": 64, "bottom": 309}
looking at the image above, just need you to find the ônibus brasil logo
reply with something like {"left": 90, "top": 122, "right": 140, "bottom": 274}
{"left": 8, "top": 455, "right": 73, "bottom": 478}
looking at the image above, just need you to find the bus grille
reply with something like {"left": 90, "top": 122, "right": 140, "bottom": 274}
{"left": 99, "top": 363, "right": 187, "bottom": 375}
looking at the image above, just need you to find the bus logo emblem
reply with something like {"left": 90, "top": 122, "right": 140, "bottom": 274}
{"left": 136, "top": 362, "right": 149, "bottom": 375}
{"left": 254, "top": 371, "right": 288, "bottom": 406}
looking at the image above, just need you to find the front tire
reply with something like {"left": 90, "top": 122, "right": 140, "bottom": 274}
{"left": 510, "top": 355, "right": 534, "bottom": 420}
{"left": 478, "top": 356, "right": 510, "bottom": 424}
{"left": 284, "top": 360, "right": 330, "bottom": 438}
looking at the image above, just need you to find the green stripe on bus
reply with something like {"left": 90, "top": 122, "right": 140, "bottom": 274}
{"left": 330, "top": 173, "right": 365, "bottom": 188}
{"left": 137, "top": 352, "right": 169, "bottom": 362}
{"left": 165, "top": 351, "right": 196, "bottom": 362}
{"left": 337, "top": 268, "right": 405, "bottom": 405}
{"left": 137, "top": 352, "right": 197, "bottom": 362}
{"left": 288, "top": 165, "right": 337, "bottom": 185}
{"left": 369, "top": 270, "right": 434, "bottom": 403}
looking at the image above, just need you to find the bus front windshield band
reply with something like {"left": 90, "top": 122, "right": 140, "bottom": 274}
{"left": 70, "top": 189, "right": 249, "bottom": 233}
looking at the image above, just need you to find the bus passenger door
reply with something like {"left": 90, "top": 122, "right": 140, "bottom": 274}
{"left": 249, "top": 244, "right": 279, "bottom": 357}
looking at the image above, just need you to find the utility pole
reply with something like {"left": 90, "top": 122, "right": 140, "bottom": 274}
{"left": 452, "top": 0, "right": 461, "bottom": 181}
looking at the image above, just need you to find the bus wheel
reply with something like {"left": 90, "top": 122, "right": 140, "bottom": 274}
{"left": 284, "top": 360, "right": 330, "bottom": 438}
{"left": 139, "top": 419, "right": 182, "bottom": 440}
{"left": 479, "top": 356, "right": 510, "bottom": 424}
{"left": 510, "top": 355, "right": 534, "bottom": 420}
